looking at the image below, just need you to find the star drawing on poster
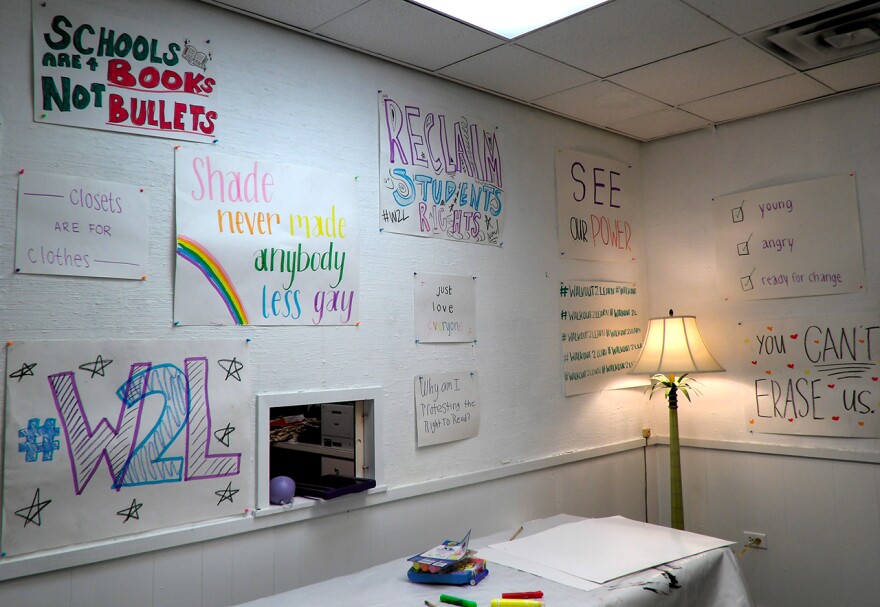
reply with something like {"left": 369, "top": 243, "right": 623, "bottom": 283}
{"left": 214, "top": 422, "right": 235, "bottom": 447}
{"left": 9, "top": 362, "right": 37, "bottom": 382}
{"left": 218, "top": 357, "right": 244, "bottom": 381}
{"left": 15, "top": 488, "right": 52, "bottom": 527}
{"left": 117, "top": 498, "right": 143, "bottom": 523}
{"left": 215, "top": 481, "right": 239, "bottom": 505}
{"left": 79, "top": 354, "right": 113, "bottom": 378}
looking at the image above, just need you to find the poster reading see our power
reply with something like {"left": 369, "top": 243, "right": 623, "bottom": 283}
{"left": 33, "top": 0, "right": 219, "bottom": 142}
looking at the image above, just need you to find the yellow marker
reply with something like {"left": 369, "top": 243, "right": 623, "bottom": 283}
{"left": 491, "top": 600, "right": 543, "bottom": 607}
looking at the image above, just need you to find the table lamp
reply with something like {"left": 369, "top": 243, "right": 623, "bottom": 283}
{"left": 629, "top": 312, "right": 724, "bottom": 530}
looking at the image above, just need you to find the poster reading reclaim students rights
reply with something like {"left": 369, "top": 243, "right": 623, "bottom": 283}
{"left": 174, "top": 149, "right": 359, "bottom": 326}
{"left": 736, "top": 317, "right": 879, "bottom": 437}
{"left": 378, "top": 91, "right": 505, "bottom": 246}
{"left": 2, "top": 339, "right": 252, "bottom": 557}
{"left": 33, "top": 0, "right": 219, "bottom": 142}
{"left": 556, "top": 150, "right": 641, "bottom": 263}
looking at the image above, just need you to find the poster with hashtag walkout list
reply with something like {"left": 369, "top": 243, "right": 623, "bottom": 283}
{"left": 559, "top": 280, "right": 645, "bottom": 396}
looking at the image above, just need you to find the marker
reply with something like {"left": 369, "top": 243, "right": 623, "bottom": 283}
{"left": 440, "top": 595, "right": 477, "bottom": 607}
{"left": 490, "top": 600, "right": 543, "bottom": 607}
{"left": 509, "top": 526, "right": 524, "bottom": 540}
{"left": 425, "top": 601, "right": 438, "bottom": 607}
{"left": 502, "top": 592, "right": 544, "bottom": 599}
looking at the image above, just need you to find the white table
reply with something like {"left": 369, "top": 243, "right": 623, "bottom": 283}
{"left": 236, "top": 514, "right": 754, "bottom": 606}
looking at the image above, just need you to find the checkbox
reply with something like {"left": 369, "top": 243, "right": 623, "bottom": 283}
{"left": 737, "top": 241, "right": 750, "bottom": 256}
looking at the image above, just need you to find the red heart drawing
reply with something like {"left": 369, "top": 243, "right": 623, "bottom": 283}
{"left": 751, "top": 361, "right": 758, "bottom": 365}
{"left": 832, "top": 416, "right": 840, "bottom": 421}
{"left": 765, "top": 370, "right": 772, "bottom": 375}
{"left": 787, "top": 363, "right": 795, "bottom": 369}
{"left": 814, "top": 340, "right": 820, "bottom": 344}
{"left": 789, "top": 334, "right": 798, "bottom": 339}
{"left": 767, "top": 326, "right": 773, "bottom": 331}
{"left": 788, "top": 418, "right": 794, "bottom": 422}
{"left": 859, "top": 339, "right": 865, "bottom": 344}
{"left": 872, "top": 377, "right": 878, "bottom": 382}
{"left": 748, "top": 419, "right": 755, "bottom": 425}
{"left": 827, "top": 383, "right": 835, "bottom": 389}
{"left": 858, "top": 421, "right": 865, "bottom": 427}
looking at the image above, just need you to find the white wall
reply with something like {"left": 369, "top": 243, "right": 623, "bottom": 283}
{"left": 0, "top": 0, "right": 647, "bottom": 602}
{"left": 642, "top": 86, "right": 880, "bottom": 607}
{"left": 2, "top": 0, "right": 879, "bottom": 605}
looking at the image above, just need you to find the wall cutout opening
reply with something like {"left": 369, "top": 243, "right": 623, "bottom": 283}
{"left": 256, "top": 388, "right": 378, "bottom": 512}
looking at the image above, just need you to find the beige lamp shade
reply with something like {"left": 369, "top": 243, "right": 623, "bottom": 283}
{"left": 630, "top": 315, "right": 724, "bottom": 375}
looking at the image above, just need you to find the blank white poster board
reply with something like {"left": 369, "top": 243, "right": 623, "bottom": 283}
{"left": 713, "top": 174, "right": 864, "bottom": 300}
{"left": 2, "top": 339, "right": 252, "bottom": 557}
{"left": 556, "top": 150, "right": 640, "bottom": 262}
{"left": 414, "top": 272, "right": 476, "bottom": 343}
{"left": 14, "top": 170, "right": 149, "bottom": 279}
{"left": 735, "top": 316, "right": 879, "bottom": 437}
{"left": 484, "top": 516, "right": 733, "bottom": 585}
{"left": 414, "top": 372, "right": 479, "bottom": 447}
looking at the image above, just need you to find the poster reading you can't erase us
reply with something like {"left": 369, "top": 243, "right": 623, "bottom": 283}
{"left": 736, "top": 317, "right": 879, "bottom": 437}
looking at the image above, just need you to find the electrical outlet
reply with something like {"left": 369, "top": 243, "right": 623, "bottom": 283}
{"left": 743, "top": 531, "right": 768, "bottom": 550}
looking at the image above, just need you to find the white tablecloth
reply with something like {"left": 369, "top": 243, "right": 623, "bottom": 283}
{"left": 236, "top": 514, "right": 754, "bottom": 606}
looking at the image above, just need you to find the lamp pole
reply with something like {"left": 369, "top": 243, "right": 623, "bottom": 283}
{"left": 667, "top": 376, "right": 684, "bottom": 530}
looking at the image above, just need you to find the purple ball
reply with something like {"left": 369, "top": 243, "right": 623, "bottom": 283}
{"left": 269, "top": 476, "right": 296, "bottom": 505}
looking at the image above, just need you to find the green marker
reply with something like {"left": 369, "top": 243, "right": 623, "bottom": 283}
{"left": 440, "top": 594, "right": 477, "bottom": 607}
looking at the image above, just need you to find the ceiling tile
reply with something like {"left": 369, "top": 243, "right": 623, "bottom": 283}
{"left": 517, "top": 0, "right": 731, "bottom": 77}
{"left": 682, "top": 0, "right": 843, "bottom": 35}
{"left": 607, "top": 108, "right": 710, "bottom": 140}
{"left": 806, "top": 53, "right": 880, "bottom": 91}
{"left": 313, "top": 0, "right": 503, "bottom": 71}
{"left": 609, "top": 38, "right": 795, "bottom": 105}
{"left": 439, "top": 45, "right": 597, "bottom": 101}
{"left": 205, "top": 0, "right": 367, "bottom": 31}
{"left": 534, "top": 80, "right": 669, "bottom": 125}
{"left": 680, "top": 73, "right": 834, "bottom": 122}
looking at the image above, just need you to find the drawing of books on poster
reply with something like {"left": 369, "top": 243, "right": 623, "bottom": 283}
{"left": 183, "top": 41, "right": 210, "bottom": 70}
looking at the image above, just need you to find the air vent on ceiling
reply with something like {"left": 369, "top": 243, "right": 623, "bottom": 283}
{"left": 747, "top": 0, "right": 880, "bottom": 70}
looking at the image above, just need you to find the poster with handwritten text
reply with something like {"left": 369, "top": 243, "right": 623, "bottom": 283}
{"left": 736, "top": 318, "right": 879, "bottom": 437}
{"left": 2, "top": 339, "right": 252, "bottom": 557}
{"left": 14, "top": 170, "right": 148, "bottom": 279}
{"left": 714, "top": 174, "right": 864, "bottom": 300}
{"left": 378, "top": 91, "right": 504, "bottom": 245}
{"left": 33, "top": 0, "right": 219, "bottom": 142}
{"left": 556, "top": 150, "right": 640, "bottom": 262}
{"left": 414, "top": 272, "right": 476, "bottom": 343}
{"left": 174, "top": 148, "right": 358, "bottom": 325}
{"left": 560, "top": 281, "right": 644, "bottom": 396}
{"left": 414, "top": 372, "right": 480, "bottom": 447}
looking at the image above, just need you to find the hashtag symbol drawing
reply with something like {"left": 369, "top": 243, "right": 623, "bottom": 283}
{"left": 560, "top": 310, "right": 568, "bottom": 320}
{"left": 559, "top": 284, "right": 569, "bottom": 297}
{"left": 381, "top": 209, "right": 390, "bottom": 222}
{"left": 561, "top": 333, "right": 567, "bottom": 341}
{"left": 18, "top": 418, "right": 61, "bottom": 463}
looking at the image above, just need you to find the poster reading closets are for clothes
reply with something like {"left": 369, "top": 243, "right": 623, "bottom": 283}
{"left": 2, "top": 339, "right": 252, "bottom": 557}
{"left": 14, "top": 170, "right": 149, "bottom": 279}
{"left": 174, "top": 148, "right": 359, "bottom": 326}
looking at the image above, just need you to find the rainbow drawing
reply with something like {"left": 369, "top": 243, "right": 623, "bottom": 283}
{"left": 176, "top": 235, "right": 249, "bottom": 325}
